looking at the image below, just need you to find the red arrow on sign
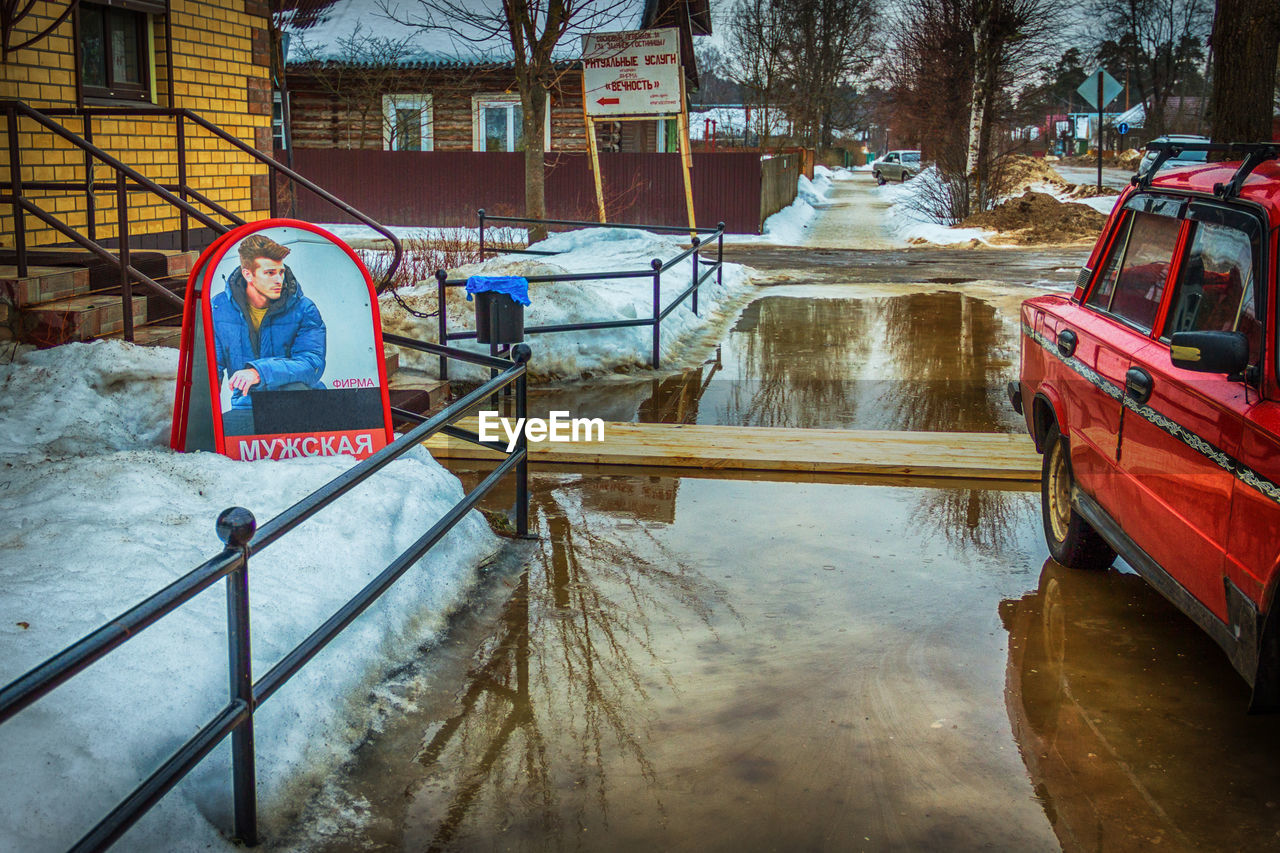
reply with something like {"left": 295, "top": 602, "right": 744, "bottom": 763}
{"left": 597, "top": 97, "right": 620, "bottom": 105}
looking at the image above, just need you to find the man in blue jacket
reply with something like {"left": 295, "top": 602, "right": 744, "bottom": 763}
{"left": 211, "top": 233, "right": 326, "bottom": 436}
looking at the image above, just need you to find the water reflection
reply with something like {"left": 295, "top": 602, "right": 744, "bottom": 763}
{"left": 400, "top": 476, "right": 728, "bottom": 850}
{"left": 1001, "top": 559, "right": 1280, "bottom": 852}
{"left": 525, "top": 291, "right": 1022, "bottom": 432}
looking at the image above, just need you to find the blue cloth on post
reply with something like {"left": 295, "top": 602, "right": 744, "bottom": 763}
{"left": 465, "top": 275, "right": 531, "bottom": 306}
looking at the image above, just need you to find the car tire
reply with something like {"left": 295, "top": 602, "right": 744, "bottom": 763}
{"left": 875, "top": 171, "right": 885, "bottom": 186}
{"left": 901, "top": 171, "right": 910, "bottom": 182}
{"left": 1041, "top": 423, "right": 1116, "bottom": 570}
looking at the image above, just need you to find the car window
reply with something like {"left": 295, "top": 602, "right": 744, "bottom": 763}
{"left": 1162, "top": 222, "right": 1260, "bottom": 361}
{"left": 902, "top": 152, "right": 920, "bottom": 163}
{"left": 1085, "top": 211, "right": 1181, "bottom": 332}
{"left": 887, "top": 153, "right": 899, "bottom": 163}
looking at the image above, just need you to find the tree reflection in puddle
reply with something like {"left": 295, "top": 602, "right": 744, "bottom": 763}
{"left": 398, "top": 476, "right": 731, "bottom": 851}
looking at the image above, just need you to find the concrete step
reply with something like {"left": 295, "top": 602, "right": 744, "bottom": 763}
{"left": 101, "top": 324, "right": 183, "bottom": 348}
{"left": 0, "top": 248, "right": 200, "bottom": 290}
{"left": 21, "top": 294, "right": 148, "bottom": 345}
{"left": 0, "top": 265, "right": 92, "bottom": 307}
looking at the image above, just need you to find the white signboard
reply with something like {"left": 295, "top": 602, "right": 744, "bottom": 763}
{"left": 582, "top": 28, "right": 683, "bottom": 117}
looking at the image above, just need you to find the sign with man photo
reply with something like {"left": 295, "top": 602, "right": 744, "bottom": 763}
{"left": 170, "top": 220, "right": 393, "bottom": 461}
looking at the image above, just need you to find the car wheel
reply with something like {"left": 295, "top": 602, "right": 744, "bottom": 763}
{"left": 1041, "top": 423, "right": 1116, "bottom": 570}
{"left": 901, "top": 171, "right": 910, "bottom": 182}
{"left": 875, "top": 171, "right": 885, "bottom": 186}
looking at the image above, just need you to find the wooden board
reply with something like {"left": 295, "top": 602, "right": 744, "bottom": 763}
{"left": 422, "top": 419, "right": 1042, "bottom": 481}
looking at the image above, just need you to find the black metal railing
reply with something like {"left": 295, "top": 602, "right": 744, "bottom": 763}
{"left": 432, "top": 211, "right": 726, "bottom": 377}
{"left": 0, "top": 339, "right": 530, "bottom": 852}
{"left": 0, "top": 101, "right": 403, "bottom": 341}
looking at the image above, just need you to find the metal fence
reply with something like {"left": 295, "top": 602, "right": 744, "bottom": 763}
{"left": 282, "top": 149, "right": 789, "bottom": 233}
{"left": 0, "top": 338, "right": 530, "bottom": 852}
{"left": 431, "top": 212, "right": 725, "bottom": 378}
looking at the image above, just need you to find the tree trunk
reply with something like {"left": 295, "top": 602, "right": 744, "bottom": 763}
{"left": 523, "top": 86, "right": 549, "bottom": 243}
{"left": 1208, "top": 0, "right": 1280, "bottom": 144}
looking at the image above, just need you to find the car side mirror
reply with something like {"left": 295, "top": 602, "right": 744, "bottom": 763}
{"left": 1170, "top": 330, "right": 1249, "bottom": 375}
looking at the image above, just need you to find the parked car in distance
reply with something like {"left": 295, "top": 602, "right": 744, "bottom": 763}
{"left": 872, "top": 150, "right": 921, "bottom": 184}
{"left": 1010, "top": 143, "right": 1280, "bottom": 711}
{"left": 1135, "top": 134, "right": 1210, "bottom": 177}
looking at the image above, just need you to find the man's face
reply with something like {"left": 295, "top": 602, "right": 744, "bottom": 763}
{"left": 243, "top": 258, "right": 286, "bottom": 302}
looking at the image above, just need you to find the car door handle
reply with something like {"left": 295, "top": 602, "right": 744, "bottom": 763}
{"left": 1125, "top": 366, "right": 1153, "bottom": 405}
{"left": 1056, "top": 329, "right": 1078, "bottom": 357}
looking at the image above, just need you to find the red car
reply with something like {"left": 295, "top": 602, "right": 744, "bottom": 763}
{"left": 1012, "top": 142, "right": 1280, "bottom": 709}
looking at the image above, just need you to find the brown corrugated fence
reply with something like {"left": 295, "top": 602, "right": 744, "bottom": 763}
{"left": 279, "top": 150, "right": 795, "bottom": 234}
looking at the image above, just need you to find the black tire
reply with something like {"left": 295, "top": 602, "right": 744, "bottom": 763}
{"left": 875, "top": 171, "right": 886, "bottom": 185}
{"left": 1041, "top": 424, "right": 1116, "bottom": 570}
{"left": 900, "top": 171, "right": 910, "bottom": 182}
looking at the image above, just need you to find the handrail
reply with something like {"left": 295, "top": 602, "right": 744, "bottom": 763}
{"left": 434, "top": 212, "right": 726, "bottom": 372}
{"left": 0, "top": 337, "right": 531, "bottom": 851}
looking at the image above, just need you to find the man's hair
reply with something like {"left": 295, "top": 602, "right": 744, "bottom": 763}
{"left": 238, "top": 234, "right": 291, "bottom": 270}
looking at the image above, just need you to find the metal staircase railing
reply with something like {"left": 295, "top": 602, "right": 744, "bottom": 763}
{"left": 1, "top": 101, "right": 404, "bottom": 342}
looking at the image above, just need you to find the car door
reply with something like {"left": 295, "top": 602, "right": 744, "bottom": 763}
{"left": 1113, "top": 207, "right": 1264, "bottom": 622}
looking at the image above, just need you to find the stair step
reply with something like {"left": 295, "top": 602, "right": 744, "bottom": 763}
{"left": 21, "top": 294, "right": 148, "bottom": 345}
{"left": 101, "top": 324, "right": 184, "bottom": 348}
{"left": 0, "top": 248, "right": 200, "bottom": 291}
{"left": 0, "top": 265, "right": 92, "bottom": 307}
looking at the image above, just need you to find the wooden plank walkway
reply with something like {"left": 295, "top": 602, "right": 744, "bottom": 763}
{"left": 423, "top": 419, "right": 1042, "bottom": 482}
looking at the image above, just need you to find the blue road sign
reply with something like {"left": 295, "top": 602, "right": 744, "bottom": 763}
{"left": 1117, "top": 121, "right": 1130, "bottom": 135}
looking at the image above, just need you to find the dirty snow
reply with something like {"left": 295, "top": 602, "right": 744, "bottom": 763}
{"left": 722, "top": 169, "right": 837, "bottom": 246}
{"left": 380, "top": 226, "right": 755, "bottom": 380}
{"left": 0, "top": 341, "right": 499, "bottom": 851}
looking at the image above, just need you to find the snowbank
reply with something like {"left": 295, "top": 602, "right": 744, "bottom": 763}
{"left": 723, "top": 169, "right": 836, "bottom": 246}
{"left": 381, "top": 226, "right": 755, "bottom": 380}
{"left": 319, "top": 222, "right": 528, "bottom": 250}
{"left": 0, "top": 341, "right": 499, "bottom": 851}
{"left": 879, "top": 168, "right": 994, "bottom": 246}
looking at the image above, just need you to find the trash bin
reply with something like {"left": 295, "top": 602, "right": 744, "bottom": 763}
{"left": 466, "top": 275, "right": 529, "bottom": 345}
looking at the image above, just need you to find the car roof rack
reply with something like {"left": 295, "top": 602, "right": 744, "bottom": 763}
{"left": 1133, "top": 141, "right": 1280, "bottom": 197}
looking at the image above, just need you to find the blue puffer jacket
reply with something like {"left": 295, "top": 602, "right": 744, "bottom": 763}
{"left": 210, "top": 265, "right": 326, "bottom": 409}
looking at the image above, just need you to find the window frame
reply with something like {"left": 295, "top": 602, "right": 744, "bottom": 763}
{"left": 382, "top": 94, "right": 434, "bottom": 152}
{"left": 1083, "top": 203, "right": 1189, "bottom": 336}
{"left": 77, "top": 0, "right": 156, "bottom": 105}
{"left": 470, "top": 94, "right": 551, "bottom": 152}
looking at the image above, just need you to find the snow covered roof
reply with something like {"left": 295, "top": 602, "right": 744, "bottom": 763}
{"left": 281, "top": 0, "right": 709, "bottom": 67}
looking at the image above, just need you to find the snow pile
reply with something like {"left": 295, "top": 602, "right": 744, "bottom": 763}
{"left": 0, "top": 341, "right": 499, "bottom": 851}
{"left": 320, "top": 223, "right": 528, "bottom": 251}
{"left": 724, "top": 168, "right": 836, "bottom": 246}
{"left": 879, "top": 167, "right": 994, "bottom": 246}
{"left": 381, "top": 226, "right": 755, "bottom": 380}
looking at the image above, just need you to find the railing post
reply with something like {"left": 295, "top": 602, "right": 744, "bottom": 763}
{"left": 7, "top": 105, "right": 28, "bottom": 277}
{"left": 116, "top": 172, "right": 134, "bottom": 342}
{"left": 177, "top": 113, "right": 188, "bottom": 252}
{"left": 435, "top": 269, "right": 449, "bottom": 381}
{"left": 512, "top": 344, "right": 531, "bottom": 537}
{"left": 217, "top": 507, "right": 259, "bottom": 847}
{"left": 651, "top": 257, "right": 662, "bottom": 370}
{"left": 478, "top": 208, "right": 485, "bottom": 258}
{"left": 690, "top": 235, "right": 700, "bottom": 316}
{"left": 717, "top": 222, "right": 724, "bottom": 289}
{"left": 83, "top": 113, "right": 97, "bottom": 244}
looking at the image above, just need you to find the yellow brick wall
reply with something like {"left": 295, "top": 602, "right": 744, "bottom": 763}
{"left": 0, "top": 0, "right": 273, "bottom": 249}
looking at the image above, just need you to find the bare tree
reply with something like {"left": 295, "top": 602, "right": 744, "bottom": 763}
{"left": 725, "top": 0, "right": 788, "bottom": 147}
{"left": 1206, "top": 0, "right": 1280, "bottom": 144}
{"left": 383, "top": 0, "right": 632, "bottom": 241}
{"left": 776, "top": 0, "right": 878, "bottom": 148}
{"left": 291, "top": 25, "right": 419, "bottom": 149}
{"left": 1090, "top": 0, "right": 1212, "bottom": 137}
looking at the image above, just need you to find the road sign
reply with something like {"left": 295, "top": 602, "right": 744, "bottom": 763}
{"left": 1077, "top": 68, "right": 1123, "bottom": 110}
{"left": 581, "top": 28, "right": 683, "bottom": 117}
{"left": 1117, "top": 121, "right": 1130, "bottom": 135}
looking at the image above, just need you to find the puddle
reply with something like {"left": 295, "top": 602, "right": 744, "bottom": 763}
{"left": 521, "top": 289, "right": 1023, "bottom": 433}
{"left": 273, "top": 472, "right": 1053, "bottom": 851}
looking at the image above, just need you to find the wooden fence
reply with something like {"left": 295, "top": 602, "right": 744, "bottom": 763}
{"left": 278, "top": 150, "right": 799, "bottom": 234}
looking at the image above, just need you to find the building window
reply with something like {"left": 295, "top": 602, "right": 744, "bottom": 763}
{"left": 78, "top": 1, "right": 154, "bottom": 103}
{"left": 472, "top": 95, "right": 551, "bottom": 152}
{"left": 382, "top": 94, "right": 433, "bottom": 151}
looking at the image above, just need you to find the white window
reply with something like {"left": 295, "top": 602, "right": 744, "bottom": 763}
{"left": 382, "top": 94, "right": 433, "bottom": 151}
{"left": 471, "top": 94, "right": 551, "bottom": 152}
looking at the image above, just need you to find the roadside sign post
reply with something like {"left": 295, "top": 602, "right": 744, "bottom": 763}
{"left": 1077, "top": 68, "right": 1123, "bottom": 191}
{"left": 582, "top": 28, "right": 694, "bottom": 232}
